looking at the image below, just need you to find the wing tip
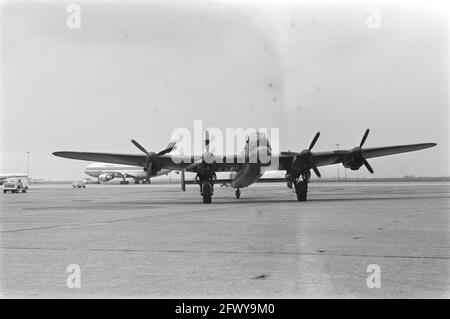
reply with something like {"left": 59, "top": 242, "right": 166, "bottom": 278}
{"left": 53, "top": 151, "right": 66, "bottom": 157}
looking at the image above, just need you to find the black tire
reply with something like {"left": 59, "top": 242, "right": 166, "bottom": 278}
{"left": 296, "top": 182, "right": 307, "bottom": 201}
{"left": 202, "top": 183, "right": 212, "bottom": 204}
{"left": 3, "top": 190, "right": 6, "bottom": 194}
{"left": 235, "top": 189, "right": 241, "bottom": 199}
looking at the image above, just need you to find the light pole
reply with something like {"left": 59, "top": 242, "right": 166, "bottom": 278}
{"left": 26, "top": 152, "right": 30, "bottom": 177}
{"left": 335, "top": 144, "right": 340, "bottom": 182}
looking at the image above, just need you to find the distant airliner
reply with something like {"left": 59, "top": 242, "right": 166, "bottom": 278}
{"left": 53, "top": 129, "right": 436, "bottom": 203}
{"left": 84, "top": 162, "right": 171, "bottom": 184}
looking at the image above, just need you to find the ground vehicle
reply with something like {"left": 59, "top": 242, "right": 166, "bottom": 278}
{"left": 3, "top": 178, "right": 29, "bottom": 193}
{"left": 72, "top": 180, "right": 86, "bottom": 188}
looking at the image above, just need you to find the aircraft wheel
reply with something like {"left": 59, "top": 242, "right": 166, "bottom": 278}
{"left": 134, "top": 180, "right": 140, "bottom": 184}
{"left": 295, "top": 181, "right": 307, "bottom": 201}
{"left": 202, "top": 183, "right": 212, "bottom": 204}
{"left": 235, "top": 189, "right": 241, "bottom": 199}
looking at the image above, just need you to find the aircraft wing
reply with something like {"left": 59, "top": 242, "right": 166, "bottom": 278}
{"left": 362, "top": 144, "right": 437, "bottom": 159}
{"left": 53, "top": 152, "right": 148, "bottom": 167}
{"left": 54, "top": 143, "right": 436, "bottom": 173}
{"left": 53, "top": 152, "right": 249, "bottom": 172}
{"left": 278, "top": 143, "right": 436, "bottom": 169}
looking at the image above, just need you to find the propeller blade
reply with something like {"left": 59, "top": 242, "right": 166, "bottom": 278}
{"left": 131, "top": 139, "right": 149, "bottom": 155}
{"left": 311, "top": 164, "right": 321, "bottom": 178}
{"left": 181, "top": 169, "right": 186, "bottom": 192}
{"left": 165, "top": 141, "right": 176, "bottom": 150}
{"left": 360, "top": 129, "right": 370, "bottom": 147}
{"left": 157, "top": 145, "right": 176, "bottom": 156}
{"left": 309, "top": 132, "right": 320, "bottom": 150}
{"left": 146, "top": 162, "right": 152, "bottom": 182}
{"left": 361, "top": 158, "right": 374, "bottom": 174}
{"left": 205, "top": 131, "right": 210, "bottom": 153}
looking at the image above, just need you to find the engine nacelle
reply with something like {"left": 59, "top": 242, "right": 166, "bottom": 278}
{"left": 98, "top": 173, "right": 114, "bottom": 182}
{"left": 342, "top": 159, "right": 363, "bottom": 170}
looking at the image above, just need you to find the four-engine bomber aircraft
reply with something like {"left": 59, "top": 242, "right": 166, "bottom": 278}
{"left": 53, "top": 129, "right": 436, "bottom": 203}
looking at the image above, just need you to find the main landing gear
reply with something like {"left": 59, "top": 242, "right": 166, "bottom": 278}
{"left": 201, "top": 182, "right": 213, "bottom": 204}
{"left": 120, "top": 179, "right": 130, "bottom": 185}
{"left": 196, "top": 172, "right": 216, "bottom": 204}
{"left": 132, "top": 179, "right": 149, "bottom": 184}
{"left": 293, "top": 172, "right": 310, "bottom": 201}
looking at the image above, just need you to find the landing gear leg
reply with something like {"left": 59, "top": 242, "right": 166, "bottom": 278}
{"left": 235, "top": 189, "right": 241, "bottom": 199}
{"left": 294, "top": 172, "right": 310, "bottom": 201}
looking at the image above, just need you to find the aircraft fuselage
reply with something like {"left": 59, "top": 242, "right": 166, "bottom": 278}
{"left": 230, "top": 132, "right": 273, "bottom": 189}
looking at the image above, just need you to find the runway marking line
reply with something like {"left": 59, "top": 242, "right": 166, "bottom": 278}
{"left": 1, "top": 246, "right": 449, "bottom": 260}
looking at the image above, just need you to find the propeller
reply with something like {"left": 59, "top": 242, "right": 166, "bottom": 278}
{"left": 131, "top": 139, "right": 177, "bottom": 182}
{"left": 202, "top": 130, "right": 215, "bottom": 164}
{"left": 350, "top": 129, "right": 374, "bottom": 174}
{"left": 205, "top": 130, "right": 210, "bottom": 153}
{"left": 292, "top": 132, "right": 321, "bottom": 178}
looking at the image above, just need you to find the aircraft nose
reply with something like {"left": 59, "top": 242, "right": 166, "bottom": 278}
{"left": 257, "top": 145, "right": 271, "bottom": 164}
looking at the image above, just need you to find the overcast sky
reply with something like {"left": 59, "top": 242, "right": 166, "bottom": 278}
{"left": 1, "top": 0, "right": 448, "bottom": 180}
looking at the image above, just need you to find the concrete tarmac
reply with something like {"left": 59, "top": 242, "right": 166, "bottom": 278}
{"left": 1, "top": 181, "right": 449, "bottom": 298}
